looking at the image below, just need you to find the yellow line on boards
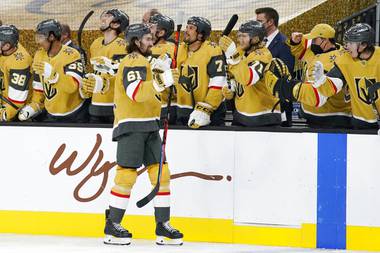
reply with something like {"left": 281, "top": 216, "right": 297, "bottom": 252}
{"left": 0, "top": 210, "right": 316, "bottom": 247}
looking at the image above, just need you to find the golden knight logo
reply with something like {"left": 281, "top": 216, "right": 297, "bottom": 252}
{"left": 179, "top": 65, "right": 199, "bottom": 93}
{"left": 355, "top": 77, "right": 378, "bottom": 104}
{"left": 43, "top": 80, "right": 57, "bottom": 100}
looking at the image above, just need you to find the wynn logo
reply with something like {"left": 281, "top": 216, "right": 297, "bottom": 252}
{"left": 49, "top": 134, "right": 232, "bottom": 202}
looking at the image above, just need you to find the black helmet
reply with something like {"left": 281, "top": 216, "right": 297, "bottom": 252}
{"left": 344, "top": 23, "right": 375, "bottom": 46}
{"left": 149, "top": 13, "right": 174, "bottom": 39}
{"left": 187, "top": 16, "right": 211, "bottom": 40}
{"left": 125, "top": 23, "right": 151, "bottom": 44}
{"left": 0, "top": 25, "right": 19, "bottom": 47}
{"left": 36, "top": 19, "right": 61, "bottom": 39}
{"left": 104, "top": 9, "right": 130, "bottom": 33}
{"left": 239, "top": 20, "right": 266, "bottom": 42}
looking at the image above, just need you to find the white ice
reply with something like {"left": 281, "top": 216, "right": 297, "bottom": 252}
{"left": 0, "top": 234, "right": 371, "bottom": 253}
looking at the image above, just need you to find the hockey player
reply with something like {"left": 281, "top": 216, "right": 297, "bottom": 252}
{"left": 219, "top": 20, "right": 282, "bottom": 126}
{"left": 103, "top": 23, "right": 183, "bottom": 245}
{"left": 286, "top": 24, "right": 351, "bottom": 128}
{"left": 176, "top": 16, "right": 227, "bottom": 128}
{"left": 289, "top": 25, "right": 351, "bottom": 126}
{"left": 0, "top": 25, "right": 33, "bottom": 121}
{"left": 273, "top": 23, "right": 380, "bottom": 129}
{"left": 149, "top": 13, "right": 175, "bottom": 58}
{"left": 19, "top": 19, "right": 87, "bottom": 123}
{"left": 86, "top": 9, "right": 129, "bottom": 124}
{"left": 148, "top": 13, "right": 176, "bottom": 123}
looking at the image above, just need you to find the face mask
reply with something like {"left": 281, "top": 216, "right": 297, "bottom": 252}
{"left": 310, "top": 44, "right": 324, "bottom": 55}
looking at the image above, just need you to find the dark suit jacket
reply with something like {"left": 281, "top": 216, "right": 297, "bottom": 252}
{"left": 267, "top": 32, "right": 295, "bottom": 75}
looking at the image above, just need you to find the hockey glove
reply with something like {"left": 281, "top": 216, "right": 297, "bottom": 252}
{"left": 222, "top": 79, "right": 237, "bottom": 100}
{"left": 18, "top": 103, "right": 41, "bottom": 121}
{"left": 83, "top": 74, "right": 109, "bottom": 93}
{"left": 33, "top": 61, "right": 59, "bottom": 85}
{"left": 309, "top": 61, "right": 326, "bottom": 88}
{"left": 219, "top": 35, "right": 240, "bottom": 65}
{"left": 152, "top": 55, "right": 175, "bottom": 93}
{"left": 188, "top": 102, "right": 213, "bottom": 129}
{"left": 268, "top": 58, "right": 290, "bottom": 79}
{"left": 90, "top": 56, "right": 120, "bottom": 76}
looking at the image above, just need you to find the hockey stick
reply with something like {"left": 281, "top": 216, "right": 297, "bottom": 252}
{"left": 78, "top": 10, "right": 94, "bottom": 50}
{"left": 0, "top": 94, "right": 19, "bottom": 110}
{"left": 136, "top": 11, "right": 184, "bottom": 208}
{"left": 189, "top": 14, "right": 238, "bottom": 126}
{"left": 222, "top": 14, "right": 238, "bottom": 36}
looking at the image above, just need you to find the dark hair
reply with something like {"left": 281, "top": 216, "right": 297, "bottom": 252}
{"left": 255, "top": 7, "right": 279, "bottom": 27}
{"left": 126, "top": 37, "right": 139, "bottom": 53}
{"left": 60, "top": 24, "right": 71, "bottom": 38}
{"left": 149, "top": 9, "right": 160, "bottom": 17}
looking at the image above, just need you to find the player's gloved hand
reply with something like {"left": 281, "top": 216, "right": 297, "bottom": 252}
{"left": 33, "top": 61, "right": 59, "bottom": 85}
{"left": 290, "top": 32, "right": 303, "bottom": 44}
{"left": 266, "top": 58, "right": 299, "bottom": 102}
{"left": 367, "top": 82, "right": 380, "bottom": 103}
{"left": 268, "top": 58, "right": 290, "bottom": 79}
{"left": 18, "top": 104, "right": 40, "bottom": 121}
{"left": 0, "top": 108, "right": 7, "bottom": 121}
{"left": 90, "top": 56, "right": 119, "bottom": 76}
{"left": 188, "top": 102, "right": 213, "bottom": 129}
{"left": 219, "top": 35, "right": 240, "bottom": 65}
{"left": 152, "top": 54, "right": 172, "bottom": 70}
{"left": 152, "top": 55, "right": 174, "bottom": 92}
{"left": 222, "top": 79, "right": 236, "bottom": 100}
{"left": 80, "top": 73, "right": 110, "bottom": 98}
{"left": 309, "top": 61, "right": 326, "bottom": 88}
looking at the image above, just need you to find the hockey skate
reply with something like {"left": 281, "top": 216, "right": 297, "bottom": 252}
{"left": 103, "top": 210, "right": 132, "bottom": 245}
{"left": 155, "top": 221, "right": 183, "bottom": 245}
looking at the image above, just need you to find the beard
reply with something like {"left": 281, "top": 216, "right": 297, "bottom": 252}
{"left": 184, "top": 33, "right": 196, "bottom": 44}
{"left": 99, "top": 24, "right": 109, "bottom": 32}
{"left": 139, "top": 46, "right": 152, "bottom": 57}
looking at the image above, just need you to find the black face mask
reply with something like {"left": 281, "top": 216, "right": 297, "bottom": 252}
{"left": 310, "top": 44, "right": 324, "bottom": 55}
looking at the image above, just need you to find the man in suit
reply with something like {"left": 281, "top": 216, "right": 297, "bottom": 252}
{"left": 256, "top": 7, "right": 295, "bottom": 126}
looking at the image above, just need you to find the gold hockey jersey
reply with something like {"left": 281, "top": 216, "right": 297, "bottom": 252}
{"left": 89, "top": 37, "right": 127, "bottom": 116}
{"left": 288, "top": 37, "right": 351, "bottom": 118}
{"left": 321, "top": 48, "right": 380, "bottom": 124}
{"left": 113, "top": 52, "right": 161, "bottom": 140}
{"left": 0, "top": 44, "right": 32, "bottom": 121}
{"left": 176, "top": 41, "right": 226, "bottom": 119}
{"left": 31, "top": 45, "right": 84, "bottom": 116}
{"left": 228, "top": 46, "right": 281, "bottom": 126}
{"left": 151, "top": 41, "right": 175, "bottom": 59}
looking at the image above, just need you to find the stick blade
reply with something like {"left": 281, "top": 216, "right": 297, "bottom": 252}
{"left": 136, "top": 185, "right": 159, "bottom": 208}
